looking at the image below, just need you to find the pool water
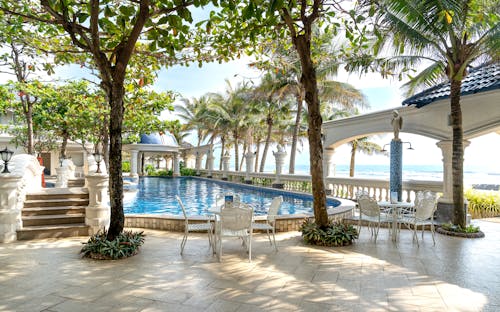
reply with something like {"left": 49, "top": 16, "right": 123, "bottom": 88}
{"left": 124, "top": 177, "right": 340, "bottom": 216}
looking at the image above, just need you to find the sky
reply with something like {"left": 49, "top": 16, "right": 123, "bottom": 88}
{"left": 1, "top": 48, "right": 499, "bottom": 176}
{"left": 156, "top": 58, "right": 500, "bottom": 175}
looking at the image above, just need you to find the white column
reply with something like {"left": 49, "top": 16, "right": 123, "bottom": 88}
{"left": 222, "top": 152, "right": 230, "bottom": 180}
{"left": 85, "top": 174, "right": 110, "bottom": 235}
{"left": 272, "top": 146, "right": 287, "bottom": 188}
{"left": 130, "top": 150, "right": 139, "bottom": 177}
{"left": 173, "top": 153, "right": 180, "bottom": 177}
{"left": 207, "top": 149, "right": 214, "bottom": 178}
{"left": 244, "top": 150, "right": 255, "bottom": 184}
{"left": 195, "top": 152, "right": 202, "bottom": 175}
{"left": 323, "top": 147, "right": 335, "bottom": 178}
{"left": 0, "top": 175, "right": 22, "bottom": 242}
{"left": 436, "top": 140, "right": 470, "bottom": 203}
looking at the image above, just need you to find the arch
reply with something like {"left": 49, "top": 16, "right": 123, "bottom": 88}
{"left": 323, "top": 89, "right": 500, "bottom": 148}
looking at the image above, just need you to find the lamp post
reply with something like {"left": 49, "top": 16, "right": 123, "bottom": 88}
{"left": 0, "top": 147, "right": 14, "bottom": 173}
{"left": 93, "top": 152, "right": 103, "bottom": 174}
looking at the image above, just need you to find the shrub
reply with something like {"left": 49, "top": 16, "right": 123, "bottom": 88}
{"left": 122, "top": 161, "right": 131, "bottom": 172}
{"left": 180, "top": 167, "right": 197, "bottom": 176}
{"left": 144, "top": 164, "right": 155, "bottom": 175}
{"left": 465, "top": 189, "right": 500, "bottom": 219}
{"left": 440, "top": 223, "right": 480, "bottom": 233}
{"left": 81, "top": 230, "right": 145, "bottom": 260}
{"left": 300, "top": 219, "right": 358, "bottom": 247}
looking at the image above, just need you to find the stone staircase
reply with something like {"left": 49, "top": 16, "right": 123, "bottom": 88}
{"left": 17, "top": 188, "right": 90, "bottom": 240}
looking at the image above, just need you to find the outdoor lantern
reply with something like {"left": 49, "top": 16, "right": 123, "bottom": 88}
{"left": 93, "top": 152, "right": 103, "bottom": 173}
{"left": 0, "top": 147, "right": 14, "bottom": 173}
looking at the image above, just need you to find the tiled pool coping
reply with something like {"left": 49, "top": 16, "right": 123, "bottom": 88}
{"left": 125, "top": 177, "right": 356, "bottom": 232}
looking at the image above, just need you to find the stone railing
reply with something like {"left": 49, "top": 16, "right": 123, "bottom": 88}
{"left": 325, "top": 177, "right": 443, "bottom": 202}
{"left": 197, "top": 169, "right": 443, "bottom": 201}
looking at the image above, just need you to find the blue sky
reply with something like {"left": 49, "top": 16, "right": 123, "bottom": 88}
{"left": 158, "top": 59, "right": 500, "bottom": 175}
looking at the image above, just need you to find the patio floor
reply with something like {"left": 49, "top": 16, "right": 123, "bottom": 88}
{"left": 1, "top": 219, "right": 499, "bottom": 312}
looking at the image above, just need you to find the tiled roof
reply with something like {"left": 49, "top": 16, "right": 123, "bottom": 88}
{"left": 402, "top": 63, "right": 500, "bottom": 108}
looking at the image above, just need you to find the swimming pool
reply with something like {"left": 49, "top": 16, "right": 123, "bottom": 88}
{"left": 124, "top": 176, "right": 341, "bottom": 216}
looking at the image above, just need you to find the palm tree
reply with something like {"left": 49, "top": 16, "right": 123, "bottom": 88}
{"left": 348, "top": 138, "right": 386, "bottom": 177}
{"left": 208, "top": 80, "right": 254, "bottom": 171}
{"left": 376, "top": 0, "right": 499, "bottom": 227}
{"left": 258, "top": 32, "right": 367, "bottom": 173}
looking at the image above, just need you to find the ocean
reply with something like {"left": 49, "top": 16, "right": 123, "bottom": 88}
{"left": 290, "top": 164, "right": 500, "bottom": 189}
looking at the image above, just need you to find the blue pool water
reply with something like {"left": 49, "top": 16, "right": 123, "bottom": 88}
{"left": 124, "top": 177, "right": 341, "bottom": 216}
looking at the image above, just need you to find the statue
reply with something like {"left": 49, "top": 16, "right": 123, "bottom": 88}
{"left": 391, "top": 110, "right": 403, "bottom": 141}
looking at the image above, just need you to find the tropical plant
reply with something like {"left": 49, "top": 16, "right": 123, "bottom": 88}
{"left": 348, "top": 138, "right": 386, "bottom": 177}
{"left": 370, "top": 0, "right": 500, "bottom": 228}
{"left": 465, "top": 189, "right": 500, "bottom": 219}
{"left": 300, "top": 218, "right": 358, "bottom": 247}
{"left": 80, "top": 230, "right": 145, "bottom": 260}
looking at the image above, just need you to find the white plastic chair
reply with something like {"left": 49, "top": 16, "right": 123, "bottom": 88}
{"left": 252, "top": 196, "right": 282, "bottom": 251}
{"left": 357, "top": 192, "right": 391, "bottom": 242}
{"left": 215, "top": 203, "right": 253, "bottom": 262}
{"left": 176, "top": 195, "right": 213, "bottom": 254}
{"left": 400, "top": 191, "right": 438, "bottom": 246}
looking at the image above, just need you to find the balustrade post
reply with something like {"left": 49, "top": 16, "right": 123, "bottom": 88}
{"left": 222, "top": 152, "right": 230, "bottom": 181}
{"left": 244, "top": 150, "right": 255, "bottom": 184}
{"left": 0, "top": 175, "right": 22, "bottom": 242}
{"left": 55, "top": 167, "right": 69, "bottom": 188}
{"left": 85, "top": 174, "right": 110, "bottom": 235}
{"left": 272, "top": 145, "right": 287, "bottom": 189}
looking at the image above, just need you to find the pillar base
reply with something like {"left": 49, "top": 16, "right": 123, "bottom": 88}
{"left": 436, "top": 201, "right": 469, "bottom": 224}
{"left": 0, "top": 231, "right": 16, "bottom": 243}
{"left": 244, "top": 180, "right": 253, "bottom": 185}
{"left": 272, "top": 183, "right": 284, "bottom": 189}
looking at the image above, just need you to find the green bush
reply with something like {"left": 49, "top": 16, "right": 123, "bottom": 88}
{"left": 180, "top": 167, "right": 197, "bottom": 176}
{"left": 144, "top": 164, "right": 155, "bottom": 175}
{"left": 300, "top": 219, "right": 358, "bottom": 247}
{"left": 81, "top": 230, "right": 145, "bottom": 260}
{"left": 465, "top": 189, "right": 500, "bottom": 219}
{"left": 122, "top": 161, "right": 131, "bottom": 172}
{"left": 441, "top": 223, "right": 480, "bottom": 233}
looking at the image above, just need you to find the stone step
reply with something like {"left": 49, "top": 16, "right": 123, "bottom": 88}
{"left": 23, "top": 198, "right": 89, "bottom": 208}
{"left": 68, "top": 179, "right": 85, "bottom": 187}
{"left": 16, "top": 224, "right": 89, "bottom": 240}
{"left": 22, "top": 206, "right": 86, "bottom": 216}
{"left": 26, "top": 191, "right": 88, "bottom": 201}
{"left": 22, "top": 214, "right": 86, "bottom": 226}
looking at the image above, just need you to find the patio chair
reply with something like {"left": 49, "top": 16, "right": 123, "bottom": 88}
{"left": 176, "top": 195, "right": 213, "bottom": 254}
{"left": 356, "top": 192, "right": 391, "bottom": 242}
{"left": 252, "top": 195, "right": 282, "bottom": 251}
{"left": 399, "top": 191, "right": 438, "bottom": 246}
{"left": 215, "top": 203, "right": 254, "bottom": 262}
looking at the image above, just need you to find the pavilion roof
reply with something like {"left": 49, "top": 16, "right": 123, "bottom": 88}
{"left": 402, "top": 62, "right": 500, "bottom": 108}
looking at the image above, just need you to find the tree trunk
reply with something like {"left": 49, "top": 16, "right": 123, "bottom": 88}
{"left": 349, "top": 142, "right": 356, "bottom": 177}
{"left": 107, "top": 81, "right": 125, "bottom": 240}
{"left": 289, "top": 91, "right": 303, "bottom": 174}
{"left": 259, "top": 117, "right": 273, "bottom": 172}
{"left": 450, "top": 79, "right": 465, "bottom": 227}
{"left": 254, "top": 142, "right": 260, "bottom": 171}
{"left": 25, "top": 98, "right": 34, "bottom": 155}
{"left": 295, "top": 35, "right": 328, "bottom": 228}
{"left": 239, "top": 141, "right": 247, "bottom": 171}
{"left": 233, "top": 130, "right": 239, "bottom": 171}
{"left": 60, "top": 131, "right": 69, "bottom": 159}
{"left": 219, "top": 136, "right": 225, "bottom": 170}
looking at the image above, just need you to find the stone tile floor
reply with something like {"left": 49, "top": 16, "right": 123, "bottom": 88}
{"left": 1, "top": 219, "right": 499, "bottom": 312}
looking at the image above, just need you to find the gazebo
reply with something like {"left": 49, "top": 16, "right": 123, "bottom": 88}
{"left": 123, "top": 131, "right": 180, "bottom": 177}
{"left": 322, "top": 63, "right": 500, "bottom": 221}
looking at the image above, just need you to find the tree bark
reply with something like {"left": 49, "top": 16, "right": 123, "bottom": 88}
{"left": 259, "top": 116, "right": 273, "bottom": 172}
{"left": 233, "top": 130, "right": 239, "bottom": 171}
{"left": 349, "top": 143, "right": 356, "bottom": 177}
{"left": 450, "top": 79, "right": 465, "bottom": 227}
{"left": 219, "top": 136, "right": 225, "bottom": 170}
{"left": 294, "top": 35, "right": 328, "bottom": 228}
{"left": 289, "top": 91, "right": 303, "bottom": 174}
